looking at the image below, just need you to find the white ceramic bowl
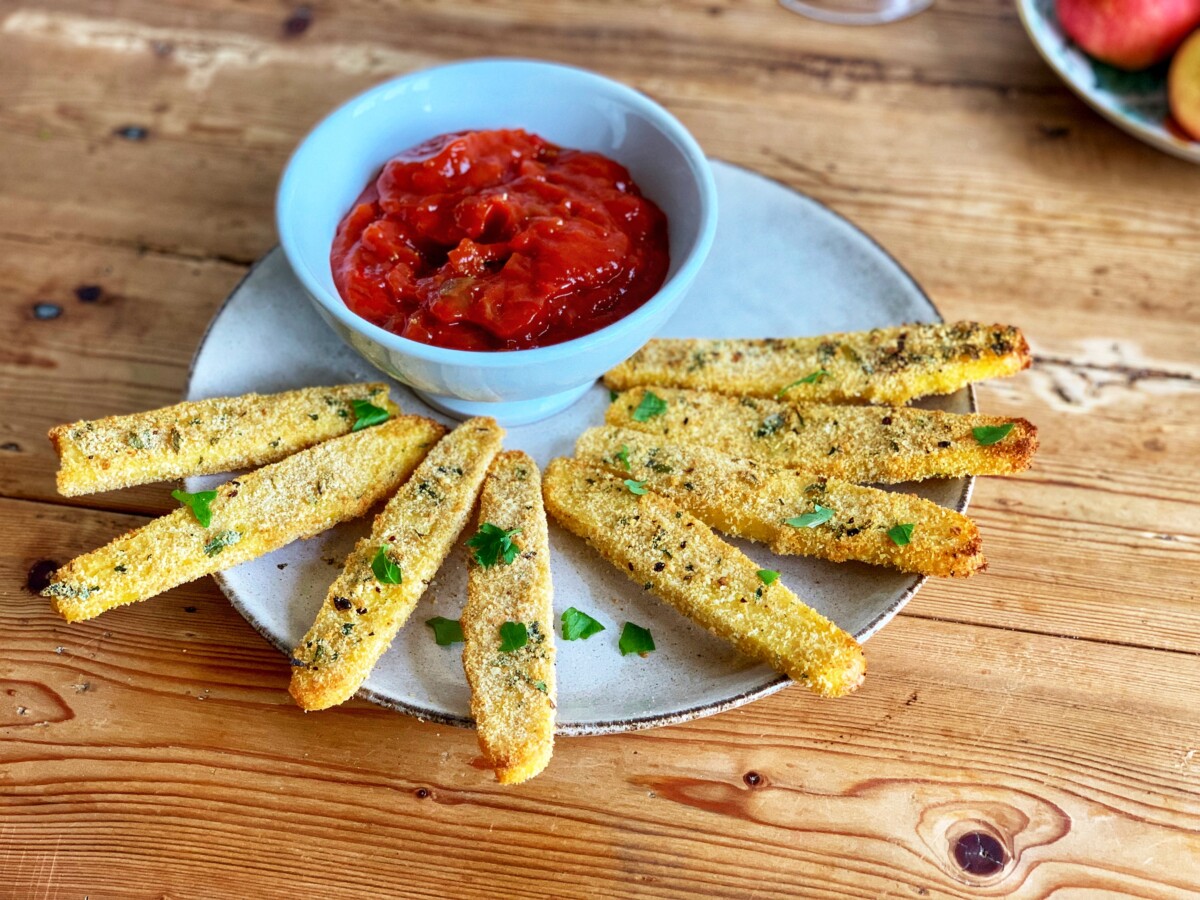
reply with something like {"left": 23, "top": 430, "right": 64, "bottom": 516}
{"left": 276, "top": 58, "right": 718, "bottom": 425}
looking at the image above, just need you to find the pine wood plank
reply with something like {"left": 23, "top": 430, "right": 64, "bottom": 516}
{"left": 3, "top": 499, "right": 1199, "bottom": 899}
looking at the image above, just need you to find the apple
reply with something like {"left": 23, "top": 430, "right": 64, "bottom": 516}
{"left": 1169, "top": 29, "right": 1200, "bottom": 139}
{"left": 1057, "top": 0, "right": 1200, "bottom": 70}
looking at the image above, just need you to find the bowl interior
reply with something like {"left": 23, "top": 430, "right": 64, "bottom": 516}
{"left": 278, "top": 60, "right": 713, "bottom": 342}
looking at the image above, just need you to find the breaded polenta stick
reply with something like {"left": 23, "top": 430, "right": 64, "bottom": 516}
{"left": 543, "top": 459, "right": 865, "bottom": 698}
{"left": 462, "top": 452, "right": 556, "bottom": 785}
{"left": 604, "top": 322, "right": 1031, "bottom": 405}
{"left": 607, "top": 387, "right": 1038, "bottom": 484}
{"left": 289, "top": 418, "right": 504, "bottom": 712}
{"left": 50, "top": 383, "right": 400, "bottom": 496}
{"left": 576, "top": 426, "right": 985, "bottom": 577}
{"left": 42, "top": 416, "right": 446, "bottom": 622}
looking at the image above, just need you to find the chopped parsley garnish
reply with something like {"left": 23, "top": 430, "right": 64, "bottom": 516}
{"left": 776, "top": 369, "right": 829, "bottom": 398}
{"left": 887, "top": 523, "right": 915, "bottom": 546}
{"left": 624, "top": 479, "right": 648, "bottom": 495}
{"left": 615, "top": 444, "right": 632, "bottom": 471}
{"left": 756, "top": 569, "right": 780, "bottom": 586}
{"left": 972, "top": 423, "right": 1014, "bottom": 445}
{"left": 350, "top": 398, "right": 391, "bottom": 432}
{"left": 172, "top": 488, "right": 218, "bottom": 527}
{"left": 785, "top": 504, "right": 835, "bottom": 529}
{"left": 619, "top": 622, "right": 656, "bottom": 657}
{"left": 498, "top": 621, "right": 528, "bottom": 653}
{"left": 371, "top": 546, "right": 402, "bottom": 584}
{"left": 425, "top": 616, "right": 464, "bottom": 646}
{"left": 467, "top": 523, "right": 522, "bottom": 568}
{"left": 202, "top": 530, "right": 241, "bottom": 557}
{"left": 631, "top": 391, "right": 667, "bottom": 422}
{"left": 609, "top": 389, "right": 619, "bottom": 402}
{"left": 561, "top": 607, "right": 606, "bottom": 641}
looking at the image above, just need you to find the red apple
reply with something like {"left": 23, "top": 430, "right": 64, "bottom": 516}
{"left": 1057, "top": 0, "right": 1200, "bottom": 70}
{"left": 1169, "top": 29, "right": 1200, "bottom": 139}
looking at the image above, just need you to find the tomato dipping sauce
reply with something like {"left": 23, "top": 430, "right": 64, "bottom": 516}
{"left": 330, "top": 129, "right": 670, "bottom": 351}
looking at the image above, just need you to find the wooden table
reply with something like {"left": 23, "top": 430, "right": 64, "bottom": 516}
{"left": 3, "top": 2, "right": 1198, "bottom": 897}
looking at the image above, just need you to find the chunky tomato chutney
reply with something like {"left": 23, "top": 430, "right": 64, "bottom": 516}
{"left": 330, "top": 129, "right": 670, "bottom": 351}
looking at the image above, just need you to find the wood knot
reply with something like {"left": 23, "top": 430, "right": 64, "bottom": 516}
{"left": 26, "top": 559, "right": 60, "bottom": 594}
{"left": 283, "top": 5, "right": 313, "bottom": 35}
{"left": 954, "top": 831, "right": 1006, "bottom": 876}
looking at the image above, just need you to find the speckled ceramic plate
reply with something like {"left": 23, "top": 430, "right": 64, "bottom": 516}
{"left": 186, "top": 160, "right": 974, "bottom": 735}
{"left": 1018, "top": 0, "right": 1200, "bottom": 164}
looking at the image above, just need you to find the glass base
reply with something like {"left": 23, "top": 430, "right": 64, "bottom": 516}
{"left": 778, "top": 0, "right": 931, "bottom": 25}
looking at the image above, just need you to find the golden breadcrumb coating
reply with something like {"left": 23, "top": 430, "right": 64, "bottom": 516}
{"left": 43, "top": 416, "right": 446, "bottom": 622}
{"left": 289, "top": 418, "right": 504, "bottom": 712}
{"left": 576, "top": 426, "right": 985, "bottom": 578}
{"left": 542, "top": 459, "right": 865, "bottom": 698}
{"left": 606, "top": 387, "right": 1037, "bottom": 484}
{"left": 50, "top": 383, "right": 401, "bottom": 496}
{"left": 462, "top": 452, "right": 556, "bottom": 785}
{"left": 603, "top": 322, "right": 1031, "bottom": 405}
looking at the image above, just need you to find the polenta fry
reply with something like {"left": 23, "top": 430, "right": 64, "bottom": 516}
{"left": 603, "top": 322, "right": 1031, "bottom": 405}
{"left": 50, "top": 382, "right": 400, "bottom": 496}
{"left": 542, "top": 459, "right": 865, "bottom": 698}
{"left": 42, "top": 415, "right": 446, "bottom": 622}
{"left": 463, "top": 452, "right": 556, "bottom": 785}
{"left": 289, "top": 418, "right": 504, "bottom": 712}
{"left": 576, "top": 426, "right": 985, "bottom": 577}
{"left": 607, "top": 387, "right": 1038, "bottom": 483}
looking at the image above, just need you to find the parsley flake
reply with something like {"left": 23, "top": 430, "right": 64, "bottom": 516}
{"left": 467, "top": 523, "right": 522, "bottom": 568}
{"left": 619, "top": 622, "right": 656, "bottom": 657}
{"left": 561, "top": 607, "right": 606, "bottom": 641}
{"left": 624, "top": 479, "right": 648, "bottom": 495}
{"left": 498, "top": 621, "right": 528, "bottom": 653}
{"left": 785, "top": 504, "right": 835, "bottom": 529}
{"left": 172, "top": 488, "right": 218, "bottom": 528}
{"left": 425, "top": 617, "right": 464, "bottom": 646}
{"left": 615, "top": 444, "right": 632, "bottom": 471}
{"left": 202, "top": 530, "right": 241, "bottom": 557}
{"left": 776, "top": 370, "right": 829, "bottom": 398}
{"left": 756, "top": 569, "right": 780, "bottom": 586}
{"left": 972, "top": 423, "right": 1014, "bottom": 445}
{"left": 371, "top": 546, "right": 402, "bottom": 584}
{"left": 887, "top": 523, "right": 915, "bottom": 546}
{"left": 631, "top": 391, "right": 667, "bottom": 422}
{"left": 350, "top": 398, "right": 391, "bottom": 432}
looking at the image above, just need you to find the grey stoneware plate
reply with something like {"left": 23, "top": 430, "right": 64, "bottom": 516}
{"left": 186, "top": 160, "right": 974, "bottom": 736}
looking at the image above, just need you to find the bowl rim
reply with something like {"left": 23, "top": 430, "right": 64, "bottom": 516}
{"left": 275, "top": 56, "right": 720, "bottom": 367}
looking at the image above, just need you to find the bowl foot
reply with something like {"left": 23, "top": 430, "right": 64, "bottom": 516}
{"left": 413, "top": 381, "right": 594, "bottom": 426}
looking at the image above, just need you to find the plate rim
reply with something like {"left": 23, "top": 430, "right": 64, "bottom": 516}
{"left": 188, "top": 159, "right": 976, "bottom": 736}
{"left": 1015, "top": 0, "right": 1200, "bottom": 165}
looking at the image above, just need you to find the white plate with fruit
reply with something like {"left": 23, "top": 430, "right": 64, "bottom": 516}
{"left": 1018, "top": 0, "right": 1200, "bottom": 163}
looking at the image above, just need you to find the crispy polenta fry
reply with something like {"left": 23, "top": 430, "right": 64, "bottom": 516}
{"left": 607, "top": 387, "right": 1038, "bottom": 483}
{"left": 576, "top": 426, "right": 985, "bottom": 577}
{"left": 42, "top": 416, "right": 446, "bottom": 622}
{"left": 289, "top": 418, "right": 504, "bottom": 712}
{"left": 49, "top": 383, "right": 400, "bottom": 496}
{"left": 462, "top": 452, "right": 556, "bottom": 785}
{"left": 543, "top": 459, "right": 865, "bottom": 698}
{"left": 603, "top": 322, "right": 1031, "bottom": 405}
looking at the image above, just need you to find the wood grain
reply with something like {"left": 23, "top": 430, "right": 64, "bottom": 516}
{"left": 4, "top": 499, "right": 1200, "bottom": 899}
{"left": 2, "top": 0, "right": 1199, "bottom": 896}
